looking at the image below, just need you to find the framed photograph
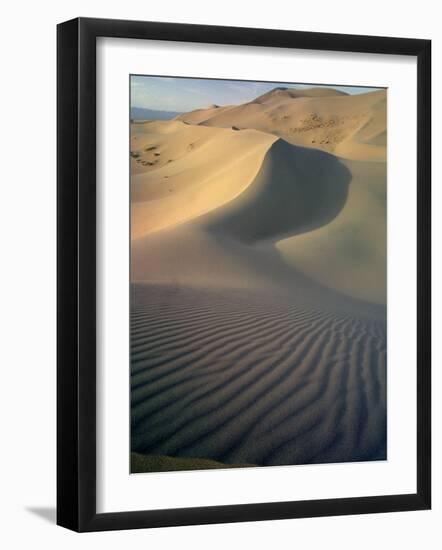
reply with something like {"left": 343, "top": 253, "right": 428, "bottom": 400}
{"left": 57, "top": 17, "right": 431, "bottom": 531}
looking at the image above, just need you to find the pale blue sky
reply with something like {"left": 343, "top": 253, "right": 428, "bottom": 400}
{"left": 130, "top": 75, "right": 383, "bottom": 113}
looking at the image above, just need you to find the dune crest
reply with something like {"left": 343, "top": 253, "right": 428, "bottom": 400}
{"left": 131, "top": 121, "right": 276, "bottom": 238}
{"left": 199, "top": 139, "right": 350, "bottom": 244}
{"left": 251, "top": 86, "right": 348, "bottom": 104}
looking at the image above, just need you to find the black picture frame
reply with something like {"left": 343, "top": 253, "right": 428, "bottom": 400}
{"left": 57, "top": 17, "right": 431, "bottom": 532}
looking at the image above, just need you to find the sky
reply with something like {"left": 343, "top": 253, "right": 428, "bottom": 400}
{"left": 130, "top": 75, "right": 382, "bottom": 113}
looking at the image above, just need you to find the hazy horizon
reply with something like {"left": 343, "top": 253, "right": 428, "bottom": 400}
{"left": 131, "top": 75, "right": 384, "bottom": 113}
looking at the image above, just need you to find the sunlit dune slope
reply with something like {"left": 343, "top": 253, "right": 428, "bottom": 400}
{"left": 177, "top": 87, "right": 386, "bottom": 161}
{"left": 130, "top": 120, "right": 275, "bottom": 238}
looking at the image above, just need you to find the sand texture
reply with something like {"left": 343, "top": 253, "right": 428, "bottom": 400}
{"left": 131, "top": 284, "right": 386, "bottom": 466}
{"left": 130, "top": 86, "right": 387, "bottom": 471}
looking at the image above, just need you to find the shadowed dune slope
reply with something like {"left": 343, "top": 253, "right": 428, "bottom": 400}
{"left": 277, "top": 159, "right": 386, "bottom": 304}
{"left": 177, "top": 88, "right": 386, "bottom": 161}
{"left": 199, "top": 139, "right": 350, "bottom": 243}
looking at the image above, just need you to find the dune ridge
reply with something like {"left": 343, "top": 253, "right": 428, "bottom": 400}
{"left": 131, "top": 121, "right": 276, "bottom": 238}
{"left": 199, "top": 139, "right": 351, "bottom": 244}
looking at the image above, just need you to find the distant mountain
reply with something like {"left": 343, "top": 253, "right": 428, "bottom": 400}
{"left": 131, "top": 107, "right": 181, "bottom": 121}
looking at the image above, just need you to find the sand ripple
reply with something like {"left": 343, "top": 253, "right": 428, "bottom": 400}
{"left": 131, "top": 283, "right": 386, "bottom": 466}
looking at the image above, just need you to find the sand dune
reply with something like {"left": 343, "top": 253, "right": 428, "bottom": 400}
{"left": 130, "top": 84, "right": 387, "bottom": 471}
{"left": 177, "top": 87, "right": 386, "bottom": 161}
{"left": 131, "top": 121, "right": 275, "bottom": 238}
{"left": 131, "top": 284, "right": 386, "bottom": 466}
{"left": 199, "top": 139, "right": 351, "bottom": 243}
{"left": 131, "top": 127, "right": 385, "bottom": 304}
{"left": 251, "top": 87, "right": 349, "bottom": 102}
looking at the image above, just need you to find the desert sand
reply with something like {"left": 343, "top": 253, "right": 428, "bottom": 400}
{"left": 130, "top": 86, "right": 387, "bottom": 470}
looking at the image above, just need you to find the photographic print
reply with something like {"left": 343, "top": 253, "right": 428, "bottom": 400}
{"left": 130, "top": 75, "right": 387, "bottom": 474}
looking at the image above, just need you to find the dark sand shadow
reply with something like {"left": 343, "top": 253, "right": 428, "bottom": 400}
{"left": 201, "top": 139, "right": 351, "bottom": 243}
